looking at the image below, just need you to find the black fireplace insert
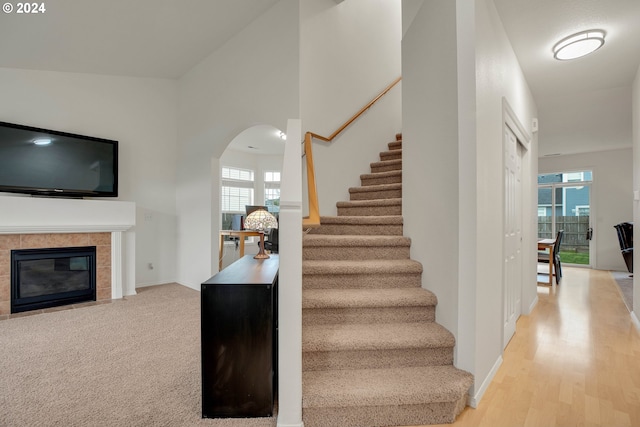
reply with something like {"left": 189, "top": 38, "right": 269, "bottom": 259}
{"left": 11, "top": 246, "right": 97, "bottom": 313}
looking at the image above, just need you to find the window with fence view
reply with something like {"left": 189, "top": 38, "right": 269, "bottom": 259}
{"left": 538, "top": 171, "right": 592, "bottom": 265}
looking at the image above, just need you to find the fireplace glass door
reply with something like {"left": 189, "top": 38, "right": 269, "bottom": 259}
{"left": 11, "top": 246, "right": 97, "bottom": 313}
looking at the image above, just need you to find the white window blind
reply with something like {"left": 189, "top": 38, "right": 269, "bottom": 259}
{"left": 221, "top": 167, "right": 254, "bottom": 212}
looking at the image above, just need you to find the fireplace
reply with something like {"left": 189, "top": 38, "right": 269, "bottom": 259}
{"left": 0, "top": 197, "right": 136, "bottom": 316}
{"left": 11, "top": 246, "right": 97, "bottom": 313}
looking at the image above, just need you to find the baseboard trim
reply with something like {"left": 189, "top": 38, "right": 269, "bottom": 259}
{"left": 468, "top": 354, "right": 503, "bottom": 408}
{"left": 277, "top": 421, "right": 304, "bottom": 427}
{"left": 631, "top": 311, "right": 640, "bottom": 332}
{"left": 526, "top": 295, "right": 539, "bottom": 315}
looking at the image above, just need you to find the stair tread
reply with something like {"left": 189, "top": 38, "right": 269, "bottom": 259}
{"left": 303, "top": 322, "right": 455, "bottom": 352}
{"left": 303, "top": 287, "right": 437, "bottom": 309}
{"left": 371, "top": 158, "right": 402, "bottom": 167}
{"left": 380, "top": 148, "right": 402, "bottom": 155}
{"left": 304, "top": 234, "right": 410, "bottom": 247}
{"left": 337, "top": 198, "right": 402, "bottom": 208}
{"left": 360, "top": 170, "right": 401, "bottom": 179}
{"left": 303, "top": 365, "right": 473, "bottom": 408}
{"left": 318, "top": 215, "right": 403, "bottom": 225}
{"left": 303, "top": 259, "right": 423, "bottom": 275}
{"left": 349, "top": 183, "right": 401, "bottom": 193}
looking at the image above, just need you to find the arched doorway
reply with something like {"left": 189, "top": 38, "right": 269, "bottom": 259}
{"left": 217, "top": 124, "right": 285, "bottom": 269}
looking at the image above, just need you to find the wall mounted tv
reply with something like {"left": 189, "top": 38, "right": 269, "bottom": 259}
{"left": 0, "top": 121, "right": 118, "bottom": 198}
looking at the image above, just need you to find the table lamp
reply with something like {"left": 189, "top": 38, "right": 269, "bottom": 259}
{"left": 243, "top": 208, "right": 278, "bottom": 259}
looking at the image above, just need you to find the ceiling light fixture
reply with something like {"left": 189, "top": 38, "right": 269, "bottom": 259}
{"left": 33, "top": 138, "right": 51, "bottom": 145}
{"left": 278, "top": 131, "right": 287, "bottom": 140}
{"left": 553, "top": 30, "right": 605, "bottom": 60}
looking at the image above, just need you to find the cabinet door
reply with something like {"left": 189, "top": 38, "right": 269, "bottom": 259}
{"left": 201, "top": 284, "right": 273, "bottom": 418}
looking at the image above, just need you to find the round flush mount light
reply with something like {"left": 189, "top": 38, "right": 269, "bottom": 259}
{"left": 33, "top": 138, "right": 52, "bottom": 145}
{"left": 553, "top": 30, "right": 605, "bottom": 60}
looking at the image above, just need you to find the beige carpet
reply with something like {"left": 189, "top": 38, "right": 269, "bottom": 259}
{"left": 0, "top": 283, "right": 276, "bottom": 427}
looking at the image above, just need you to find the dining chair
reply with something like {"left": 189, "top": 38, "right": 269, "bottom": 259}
{"left": 614, "top": 222, "right": 633, "bottom": 273}
{"left": 538, "top": 230, "right": 564, "bottom": 284}
{"left": 264, "top": 228, "right": 279, "bottom": 254}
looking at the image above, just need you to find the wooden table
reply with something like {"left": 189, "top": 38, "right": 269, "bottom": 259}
{"left": 219, "top": 230, "right": 263, "bottom": 270}
{"left": 537, "top": 238, "right": 556, "bottom": 286}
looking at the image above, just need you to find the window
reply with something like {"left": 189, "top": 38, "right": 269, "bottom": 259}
{"left": 221, "top": 167, "right": 254, "bottom": 232}
{"left": 575, "top": 205, "right": 590, "bottom": 216}
{"left": 264, "top": 171, "right": 281, "bottom": 214}
{"left": 537, "top": 170, "right": 592, "bottom": 265}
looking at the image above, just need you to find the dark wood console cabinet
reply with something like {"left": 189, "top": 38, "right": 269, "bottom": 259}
{"left": 201, "top": 255, "right": 278, "bottom": 418}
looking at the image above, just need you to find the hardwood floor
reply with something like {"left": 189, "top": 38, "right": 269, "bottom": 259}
{"left": 421, "top": 267, "right": 640, "bottom": 427}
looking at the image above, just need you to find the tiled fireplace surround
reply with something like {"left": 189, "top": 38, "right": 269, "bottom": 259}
{"left": 0, "top": 233, "right": 112, "bottom": 315}
{"left": 0, "top": 197, "right": 136, "bottom": 316}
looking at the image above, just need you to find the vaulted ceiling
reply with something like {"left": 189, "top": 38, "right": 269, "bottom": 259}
{"left": 0, "top": 0, "right": 279, "bottom": 79}
{"left": 1, "top": 0, "right": 638, "bottom": 157}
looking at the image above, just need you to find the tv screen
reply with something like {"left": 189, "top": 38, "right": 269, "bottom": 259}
{"left": 0, "top": 121, "right": 118, "bottom": 197}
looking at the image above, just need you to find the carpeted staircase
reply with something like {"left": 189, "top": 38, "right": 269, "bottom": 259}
{"left": 301, "top": 134, "right": 473, "bottom": 427}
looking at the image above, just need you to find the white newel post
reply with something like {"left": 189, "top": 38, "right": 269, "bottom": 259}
{"left": 277, "top": 119, "right": 304, "bottom": 427}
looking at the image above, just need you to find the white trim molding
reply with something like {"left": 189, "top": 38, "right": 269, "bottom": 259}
{"left": 0, "top": 196, "right": 136, "bottom": 299}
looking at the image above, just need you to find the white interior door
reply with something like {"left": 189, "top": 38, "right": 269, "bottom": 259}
{"left": 503, "top": 125, "right": 523, "bottom": 349}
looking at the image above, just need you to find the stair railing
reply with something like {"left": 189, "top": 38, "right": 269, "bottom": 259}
{"left": 302, "top": 76, "right": 402, "bottom": 228}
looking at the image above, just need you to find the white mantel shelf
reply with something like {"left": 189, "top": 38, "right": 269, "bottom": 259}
{"left": 0, "top": 195, "right": 137, "bottom": 298}
{"left": 0, "top": 196, "right": 135, "bottom": 234}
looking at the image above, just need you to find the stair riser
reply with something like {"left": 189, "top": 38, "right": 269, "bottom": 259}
{"left": 350, "top": 189, "right": 402, "bottom": 201}
{"left": 304, "top": 246, "right": 410, "bottom": 261}
{"left": 338, "top": 205, "right": 401, "bottom": 216}
{"left": 361, "top": 175, "right": 402, "bottom": 186}
{"left": 303, "top": 273, "right": 422, "bottom": 290}
{"left": 388, "top": 141, "right": 402, "bottom": 151}
{"left": 371, "top": 162, "right": 402, "bottom": 173}
{"left": 302, "top": 398, "right": 467, "bottom": 427}
{"left": 303, "top": 347, "right": 452, "bottom": 371}
{"left": 303, "top": 306, "right": 435, "bottom": 325}
{"left": 308, "top": 224, "right": 403, "bottom": 236}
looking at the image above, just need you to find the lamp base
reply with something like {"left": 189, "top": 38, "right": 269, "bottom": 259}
{"left": 253, "top": 232, "right": 270, "bottom": 260}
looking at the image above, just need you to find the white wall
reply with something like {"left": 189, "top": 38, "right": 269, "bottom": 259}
{"left": 300, "top": 0, "right": 402, "bottom": 215}
{"left": 402, "top": 0, "right": 463, "bottom": 354}
{"left": 633, "top": 64, "right": 640, "bottom": 324}
{"left": 176, "top": 0, "right": 299, "bottom": 289}
{"left": 474, "top": 0, "right": 538, "bottom": 402}
{"left": 403, "top": 0, "right": 538, "bottom": 404}
{"left": 539, "top": 149, "right": 632, "bottom": 271}
{"left": 0, "top": 67, "right": 178, "bottom": 288}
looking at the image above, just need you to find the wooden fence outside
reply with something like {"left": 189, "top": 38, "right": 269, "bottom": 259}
{"left": 538, "top": 216, "right": 589, "bottom": 253}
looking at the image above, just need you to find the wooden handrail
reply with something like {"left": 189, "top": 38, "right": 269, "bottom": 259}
{"left": 303, "top": 132, "right": 321, "bottom": 227}
{"left": 302, "top": 76, "right": 402, "bottom": 228}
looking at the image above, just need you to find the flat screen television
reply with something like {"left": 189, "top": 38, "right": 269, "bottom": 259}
{"left": 0, "top": 121, "right": 118, "bottom": 198}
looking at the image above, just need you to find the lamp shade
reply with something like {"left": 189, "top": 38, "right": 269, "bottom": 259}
{"left": 244, "top": 208, "right": 278, "bottom": 231}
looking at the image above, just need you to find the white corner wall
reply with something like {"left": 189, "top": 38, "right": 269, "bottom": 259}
{"left": 539, "top": 149, "right": 633, "bottom": 271}
{"left": 176, "top": 0, "right": 299, "bottom": 289}
{"left": 300, "top": 0, "right": 402, "bottom": 215}
{"left": 0, "top": 67, "right": 179, "bottom": 289}
{"left": 403, "top": 0, "right": 538, "bottom": 405}
{"left": 474, "top": 0, "right": 538, "bottom": 402}
{"left": 402, "top": 0, "right": 463, "bottom": 351}
{"left": 633, "top": 64, "right": 640, "bottom": 323}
